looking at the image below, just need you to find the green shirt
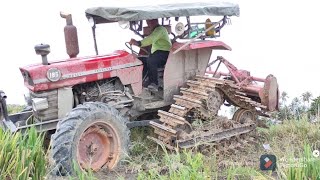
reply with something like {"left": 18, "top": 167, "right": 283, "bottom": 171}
{"left": 140, "top": 26, "right": 172, "bottom": 54}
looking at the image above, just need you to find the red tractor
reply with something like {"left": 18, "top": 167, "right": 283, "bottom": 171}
{"left": 0, "top": 2, "right": 279, "bottom": 176}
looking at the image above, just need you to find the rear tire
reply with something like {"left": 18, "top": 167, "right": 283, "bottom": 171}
{"left": 50, "top": 102, "right": 130, "bottom": 176}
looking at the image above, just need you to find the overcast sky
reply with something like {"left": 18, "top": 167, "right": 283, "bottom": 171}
{"left": 0, "top": 0, "right": 319, "bottom": 105}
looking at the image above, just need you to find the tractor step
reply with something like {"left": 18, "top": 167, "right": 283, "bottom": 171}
{"left": 147, "top": 136, "right": 175, "bottom": 150}
{"left": 169, "top": 104, "right": 187, "bottom": 117}
{"left": 173, "top": 95, "right": 202, "bottom": 105}
{"left": 149, "top": 121, "right": 177, "bottom": 134}
{"left": 158, "top": 110, "right": 186, "bottom": 122}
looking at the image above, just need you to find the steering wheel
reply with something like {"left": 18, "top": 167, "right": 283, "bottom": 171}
{"left": 125, "top": 42, "right": 150, "bottom": 58}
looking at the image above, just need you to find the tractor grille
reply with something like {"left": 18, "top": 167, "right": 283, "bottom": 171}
{"left": 30, "top": 90, "right": 58, "bottom": 121}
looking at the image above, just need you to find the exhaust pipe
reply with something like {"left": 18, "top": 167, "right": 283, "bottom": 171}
{"left": 60, "top": 12, "right": 79, "bottom": 58}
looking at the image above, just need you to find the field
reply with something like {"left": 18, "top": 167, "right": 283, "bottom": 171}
{"left": 0, "top": 115, "right": 319, "bottom": 180}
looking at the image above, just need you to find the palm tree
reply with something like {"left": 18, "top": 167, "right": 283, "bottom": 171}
{"left": 301, "top": 91, "right": 312, "bottom": 108}
{"left": 280, "top": 91, "right": 289, "bottom": 119}
{"left": 289, "top": 97, "right": 302, "bottom": 119}
{"left": 281, "top": 91, "right": 288, "bottom": 106}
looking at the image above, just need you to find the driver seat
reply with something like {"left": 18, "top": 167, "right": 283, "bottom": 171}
{"left": 139, "top": 24, "right": 171, "bottom": 89}
{"left": 139, "top": 49, "right": 166, "bottom": 89}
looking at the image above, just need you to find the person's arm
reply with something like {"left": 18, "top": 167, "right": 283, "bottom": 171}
{"left": 139, "top": 27, "right": 162, "bottom": 47}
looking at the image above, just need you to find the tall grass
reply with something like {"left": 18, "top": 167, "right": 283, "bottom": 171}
{"left": 0, "top": 127, "right": 98, "bottom": 180}
{"left": 69, "top": 160, "right": 98, "bottom": 180}
{"left": 226, "top": 166, "right": 269, "bottom": 180}
{"left": 133, "top": 118, "right": 320, "bottom": 180}
{"left": 0, "top": 127, "right": 47, "bottom": 180}
{"left": 279, "top": 144, "right": 320, "bottom": 180}
{"left": 137, "top": 148, "right": 211, "bottom": 180}
{"left": 260, "top": 118, "right": 320, "bottom": 146}
{"left": 0, "top": 117, "right": 318, "bottom": 179}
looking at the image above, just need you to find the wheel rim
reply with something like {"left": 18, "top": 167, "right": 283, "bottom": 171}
{"left": 233, "top": 109, "right": 255, "bottom": 124}
{"left": 77, "top": 121, "right": 120, "bottom": 171}
{"left": 232, "top": 108, "right": 241, "bottom": 120}
{"left": 206, "top": 90, "right": 224, "bottom": 116}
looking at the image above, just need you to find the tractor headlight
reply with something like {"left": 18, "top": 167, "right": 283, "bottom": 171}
{"left": 32, "top": 98, "right": 48, "bottom": 111}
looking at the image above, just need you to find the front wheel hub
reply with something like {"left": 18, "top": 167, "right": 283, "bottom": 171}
{"left": 77, "top": 123, "right": 119, "bottom": 171}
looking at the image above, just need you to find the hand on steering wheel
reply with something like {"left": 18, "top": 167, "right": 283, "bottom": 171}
{"left": 125, "top": 42, "right": 149, "bottom": 58}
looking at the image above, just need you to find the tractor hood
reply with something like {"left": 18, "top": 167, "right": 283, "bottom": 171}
{"left": 85, "top": 1, "right": 240, "bottom": 24}
{"left": 19, "top": 50, "right": 142, "bottom": 92}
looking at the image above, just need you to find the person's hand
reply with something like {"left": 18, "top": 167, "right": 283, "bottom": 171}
{"left": 129, "top": 39, "right": 139, "bottom": 46}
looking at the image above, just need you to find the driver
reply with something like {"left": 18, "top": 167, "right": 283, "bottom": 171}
{"left": 129, "top": 19, "right": 172, "bottom": 91}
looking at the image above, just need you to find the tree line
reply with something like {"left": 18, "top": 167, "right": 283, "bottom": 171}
{"left": 275, "top": 91, "right": 320, "bottom": 121}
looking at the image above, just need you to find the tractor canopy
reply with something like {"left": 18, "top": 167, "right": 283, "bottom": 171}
{"left": 85, "top": 1, "right": 240, "bottom": 24}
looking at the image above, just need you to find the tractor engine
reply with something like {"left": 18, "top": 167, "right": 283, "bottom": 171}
{"left": 29, "top": 89, "right": 59, "bottom": 121}
{"left": 27, "top": 77, "right": 134, "bottom": 122}
{"left": 72, "top": 78, "right": 133, "bottom": 108}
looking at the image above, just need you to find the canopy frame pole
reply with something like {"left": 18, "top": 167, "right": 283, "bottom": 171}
{"left": 129, "top": 21, "right": 144, "bottom": 38}
{"left": 91, "top": 23, "right": 99, "bottom": 55}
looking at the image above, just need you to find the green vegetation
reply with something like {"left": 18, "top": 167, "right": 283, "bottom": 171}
{"left": 260, "top": 118, "right": 320, "bottom": 180}
{"left": 1, "top": 93, "right": 319, "bottom": 179}
{"left": 276, "top": 91, "right": 320, "bottom": 122}
{"left": 137, "top": 150, "right": 211, "bottom": 180}
{"left": 0, "top": 127, "right": 97, "bottom": 180}
{"left": 284, "top": 144, "right": 320, "bottom": 180}
{"left": 70, "top": 161, "right": 97, "bottom": 180}
{"left": 0, "top": 128, "right": 46, "bottom": 180}
{"left": 7, "top": 104, "right": 26, "bottom": 114}
{"left": 129, "top": 118, "right": 320, "bottom": 180}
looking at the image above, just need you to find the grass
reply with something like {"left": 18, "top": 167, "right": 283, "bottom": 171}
{"left": 136, "top": 149, "right": 211, "bottom": 180}
{"left": 0, "top": 127, "right": 46, "bottom": 180}
{"left": 70, "top": 160, "right": 98, "bottom": 180}
{"left": 0, "top": 127, "right": 97, "bottom": 180}
{"left": 7, "top": 104, "right": 26, "bottom": 114}
{"left": 0, "top": 118, "right": 319, "bottom": 179}
{"left": 282, "top": 144, "right": 320, "bottom": 180}
{"left": 128, "top": 118, "right": 320, "bottom": 180}
{"left": 265, "top": 118, "right": 320, "bottom": 179}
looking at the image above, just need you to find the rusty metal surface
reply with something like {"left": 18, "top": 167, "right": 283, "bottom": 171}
{"left": 77, "top": 122, "right": 120, "bottom": 171}
{"left": 232, "top": 109, "right": 256, "bottom": 124}
{"left": 61, "top": 12, "right": 79, "bottom": 58}
{"left": 206, "top": 56, "right": 279, "bottom": 112}
{"left": 78, "top": 127, "right": 109, "bottom": 170}
{"left": 149, "top": 75, "right": 268, "bottom": 152}
{"left": 261, "top": 75, "right": 279, "bottom": 111}
{"left": 177, "top": 123, "right": 256, "bottom": 149}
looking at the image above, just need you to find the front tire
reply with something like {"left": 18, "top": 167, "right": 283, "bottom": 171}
{"left": 50, "top": 102, "right": 130, "bottom": 176}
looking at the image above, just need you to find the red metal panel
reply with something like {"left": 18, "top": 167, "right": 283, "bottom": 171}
{"left": 117, "top": 65, "right": 143, "bottom": 95}
{"left": 20, "top": 50, "right": 143, "bottom": 92}
{"left": 172, "top": 40, "right": 232, "bottom": 51}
